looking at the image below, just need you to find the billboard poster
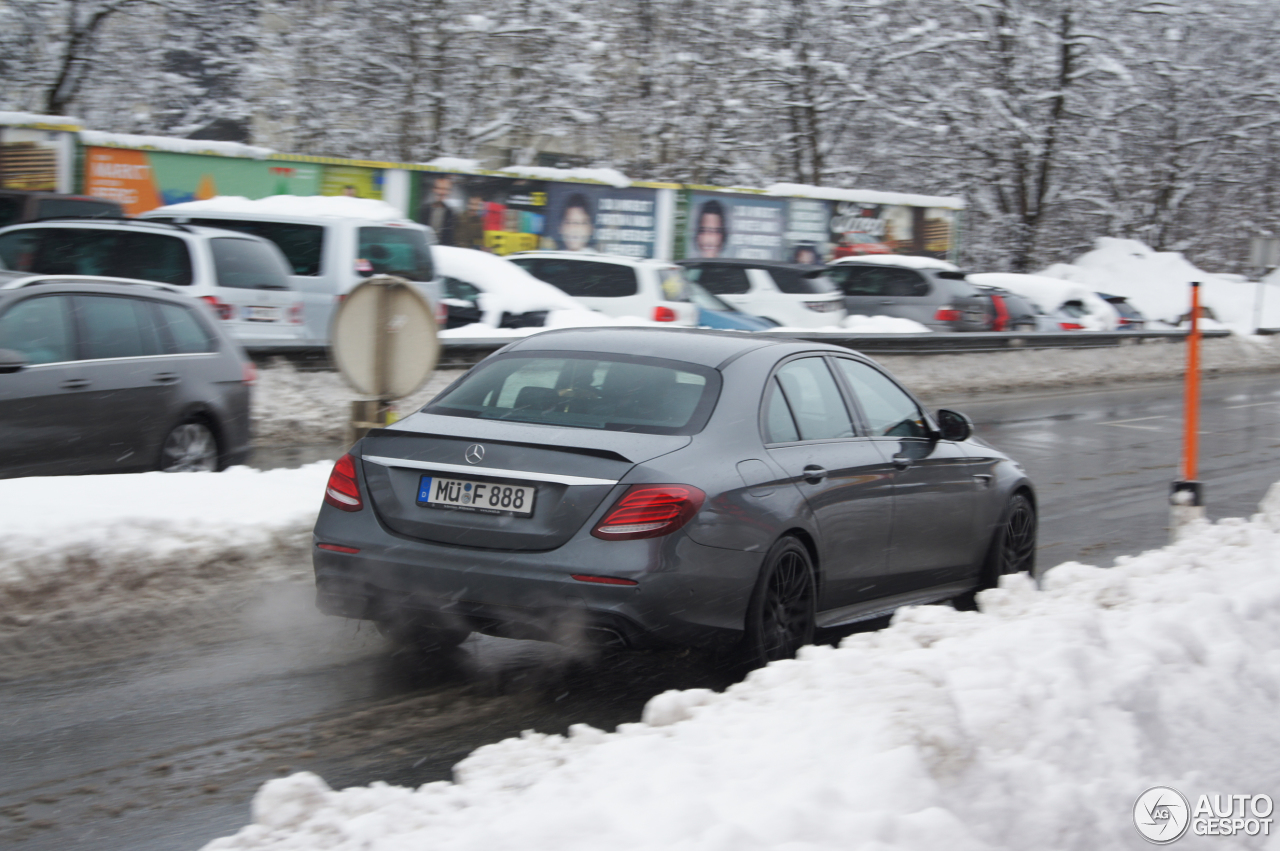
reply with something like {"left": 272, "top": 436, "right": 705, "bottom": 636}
{"left": 685, "top": 192, "right": 788, "bottom": 261}
{"left": 784, "top": 198, "right": 831, "bottom": 264}
{"left": 84, "top": 147, "right": 322, "bottom": 215}
{"left": 320, "top": 165, "right": 383, "bottom": 199}
{"left": 828, "top": 201, "right": 954, "bottom": 259}
{"left": 417, "top": 172, "right": 659, "bottom": 257}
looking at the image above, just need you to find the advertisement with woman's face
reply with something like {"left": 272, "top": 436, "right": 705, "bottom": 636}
{"left": 543, "top": 185, "right": 659, "bottom": 257}
{"left": 686, "top": 193, "right": 788, "bottom": 260}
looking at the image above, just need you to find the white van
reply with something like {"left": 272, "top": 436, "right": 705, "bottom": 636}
{"left": 142, "top": 196, "right": 443, "bottom": 348}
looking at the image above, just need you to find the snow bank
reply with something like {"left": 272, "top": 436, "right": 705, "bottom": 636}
{"left": 424, "top": 157, "right": 484, "bottom": 173}
{"left": 434, "top": 246, "right": 583, "bottom": 316}
{"left": 0, "top": 465, "right": 330, "bottom": 628}
{"left": 497, "top": 165, "right": 632, "bottom": 188}
{"left": 830, "top": 255, "right": 960, "bottom": 271}
{"left": 204, "top": 488, "right": 1280, "bottom": 851}
{"left": 80, "top": 130, "right": 275, "bottom": 159}
{"left": 765, "top": 183, "right": 965, "bottom": 210}
{"left": 841, "top": 314, "right": 932, "bottom": 333}
{"left": 153, "top": 195, "right": 410, "bottom": 221}
{"left": 969, "top": 272, "right": 1118, "bottom": 330}
{"left": 1041, "top": 237, "right": 1280, "bottom": 334}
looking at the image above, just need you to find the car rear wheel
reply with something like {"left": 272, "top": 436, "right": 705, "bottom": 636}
{"left": 376, "top": 615, "right": 470, "bottom": 655}
{"left": 159, "top": 421, "right": 219, "bottom": 472}
{"left": 742, "top": 537, "right": 816, "bottom": 667}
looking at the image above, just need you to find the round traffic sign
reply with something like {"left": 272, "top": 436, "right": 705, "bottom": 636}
{"left": 330, "top": 276, "right": 439, "bottom": 400}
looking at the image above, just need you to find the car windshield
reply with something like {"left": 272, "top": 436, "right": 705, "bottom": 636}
{"left": 426, "top": 353, "right": 720, "bottom": 435}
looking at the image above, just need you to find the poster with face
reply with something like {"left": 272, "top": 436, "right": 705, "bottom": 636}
{"left": 784, "top": 198, "right": 832, "bottom": 264}
{"left": 416, "top": 172, "right": 548, "bottom": 253}
{"left": 686, "top": 193, "right": 788, "bottom": 260}
{"left": 543, "top": 185, "right": 659, "bottom": 257}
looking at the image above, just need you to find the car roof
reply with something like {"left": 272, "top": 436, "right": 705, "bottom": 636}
{"left": 677, "top": 258, "right": 823, "bottom": 272}
{"left": 497, "top": 326, "right": 854, "bottom": 367}
{"left": 0, "top": 272, "right": 184, "bottom": 293}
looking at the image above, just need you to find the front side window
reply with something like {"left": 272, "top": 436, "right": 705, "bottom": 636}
{"left": 834, "top": 358, "right": 929, "bottom": 438}
{"left": 76, "top": 295, "right": 162, "bottom": 359}
{"left": 511, "top": 258, "right": 638, "bottom": 298}
{"left": 0, "top": 295, "right": 74, "bottom": 364}
{"left": 358, "top": 227, "right": 434, "bottom": 281}
{"left": 427, "top": 354, "right": 718, "bottom": 435}
{"left": 210, "top": 238, "right": 290, "bottom": 289}
{"left": 773, "top": 357, "right": 854, "bottom": 440}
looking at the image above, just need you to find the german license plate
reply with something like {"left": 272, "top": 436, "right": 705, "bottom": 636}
{"left": 416, "top": 475, "right": 535, "bottom": 516}
{"left": 245, "top": 305, "right": 281, "bottom": 322}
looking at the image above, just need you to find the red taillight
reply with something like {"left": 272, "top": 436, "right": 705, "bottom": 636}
{"left": 436, "top": 300, "right": 448, "bottom": 327}
{"left": 317, "top": 543, "right": 360, "bottom": 554}
{"left": 653, "top": 306, "right": 677, "bottom": 322}
{"left": 989, "top": 294, "right": 1008, "bottom": 331}
{"left": 934, "top": 307, "right": 962, "bottom": 323}
{"left": 324, "top": 454, "right": 363, "bottom": 512}
{"left": 591, "top": 484, "right": 705, "bottom": 541}
{"left": 289, "top": 302, "right": 304, "bottom": 325}
{"left": 571, "top": 574, "right": 639, "bottom": 586}
{"left": 1059, "top": 322, "right": 1084, "bottom": 331}
{"left": 201, "top": 295, "right": 235, "bottom": 320}
{"left": 242, "top": 361, "right": 257, "bottom": 385}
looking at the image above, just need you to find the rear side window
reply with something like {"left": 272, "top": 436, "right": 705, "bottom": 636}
{"left": 512, "top": 259, "right": 638, "bottom": 298}
{"left": 834, "top": 358, "right": 929, "bottom": 438}
{"left": 773, "top": 357, "right": 854, "bottom": 440}
{"left": 358, "top": 227, "right": 434, "bottom": 280}
{"left": 184, "top": 219, "right": 324, "bottom": 276}
{"left": 36, "top": 198, "right": 122, "bottom": 219}
{"left": 824, "top": 266, "right": 927, "bottom": 298}
{"left": 210, "top": 238, "right": 290, "bottom": 290}
{"left": 0, "top": 295, "right": 74, "bottom": 364}
{"left": 155, "top": 302, "right": 216, "bottom": 353}
{"left": 0, "top": 228, "right": 193, "bottom": 286}
{"left": 685, "top": 264, "right": 750, "bottom": 295}
{"left": 75, "top": 295, "right": 163, "bottom": 359}
{"left": 427, "top": 354, "right": 718, "bottom": 435}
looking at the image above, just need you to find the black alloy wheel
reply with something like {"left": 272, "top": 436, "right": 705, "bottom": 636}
{"left": 998, "top": 493, "right": 1037, "bottom": 578}
{"left": 743, "top": 537, "right": 816, "bottom": 667}
{"left": 159, "top": 421, "right": 219, "bottom": 472}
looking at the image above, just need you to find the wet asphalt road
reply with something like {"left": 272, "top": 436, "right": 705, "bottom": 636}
{"left": 2, "top": 373, "right": 1279, "bottom": 850}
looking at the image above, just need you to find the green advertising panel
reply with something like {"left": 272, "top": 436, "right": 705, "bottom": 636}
{"left": 146, "top": 152, "right": 322, "bottom": 207}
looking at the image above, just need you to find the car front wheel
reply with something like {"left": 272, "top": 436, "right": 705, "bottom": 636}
{"left": 159, "top": 421, "right": 219, "bottom": 472}
{"left": 742, "top": 536, "right": 816, "bottom": 667}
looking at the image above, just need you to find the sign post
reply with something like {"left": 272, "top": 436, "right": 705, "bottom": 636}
{"left": 1171, "top": 281, "right": 1204, "bottom": 537}
{"left": 1249, "top": 236, "right": 1280, "bottom": 332}
{"left": 329, "top": 276, "right": 439, "bottom": 445}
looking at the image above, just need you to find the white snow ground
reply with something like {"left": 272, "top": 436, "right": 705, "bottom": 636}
{"left": 201, "top": 488, "right": 1280, "bottom": 851}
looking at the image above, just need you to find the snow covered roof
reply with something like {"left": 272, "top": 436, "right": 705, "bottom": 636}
{"left": 831, "top": 254, "right": 960, "bottom": 271}
{"left": 80, "top": 130, "right": 275, "bottom": 159}
{"left": 0, "top": 111, "right": 82, "bottom": 132}
{"left": 152, "top": 195, "right": 412, "bottom": 222}
{"left": 765, "top": 182, "right": 966, "bottom": 210}
{"left": 497, "top": 165, "right": 632, "bottom": 188}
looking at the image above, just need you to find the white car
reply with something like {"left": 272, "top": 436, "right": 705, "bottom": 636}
{"left": 676, "top": 259, "right": 846, "bottom": 328}
{"left": 507, "top": 252, "right": 699, "bottom": 326}
{"left": 0, "top": 218, "right": 306, "bottom": 351}
{"left": 433, "top": 246, "right": 603, "bottom": 331}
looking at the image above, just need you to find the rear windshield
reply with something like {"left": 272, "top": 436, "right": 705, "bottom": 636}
{"left": 358, "top": 226, "right": 433, "bottom": 280}
{"left": 426, "top": 353, "right": 720, "bottom": 435}
{"left": 181, "top": 218, "right": 324, "bottom": 276}
{"left": 509, "top": 258, "right": 638, "bottom": 298}
{"left": 210, "top": 237, "right": 291, "bottom": 289}
{"left": 0, "top": 227, "right": 193, "bottom": 286}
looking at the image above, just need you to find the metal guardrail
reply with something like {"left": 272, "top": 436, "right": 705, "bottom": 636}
{"left": 435, "top": 328, "right": 1231, "bottom": 366}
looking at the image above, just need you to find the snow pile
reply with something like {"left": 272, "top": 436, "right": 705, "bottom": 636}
{"left": 497, "top": 165, "right": 632, "bottom": 188}
{"left": 969, "top": 272, "right": 1118, "bottom": 330}
{"left": 80, "top": 130, "right": 275, "bottom": 159}
{"left": 152, "top": 195, "right": 411, "bottom": 221}
{"left": 0, "top": 464, "right": 331, "bottom": 628}
{"left": 841, "top": 314, "right": 932, "bottom": 333}
{"left": 434, "top": 246, "right": 584, "bottom": 317}
{"left": 830, "top": 255, "right": 960, "bottom": 271}
{"left": 765, "top": 183, "right": 965, "bottom": 210}
{"left": 1041, "top": 238, "right": 1280, "bottom": 334}
{"left": 205, "top": 489, "right": 1280, "bottom": 851}
{"left": 424, "top": 158, "right": 485, "bottom": 173}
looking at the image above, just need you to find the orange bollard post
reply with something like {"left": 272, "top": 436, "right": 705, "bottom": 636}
{"left": 1171, "top": 281, "right": 1204, "bottom": 537}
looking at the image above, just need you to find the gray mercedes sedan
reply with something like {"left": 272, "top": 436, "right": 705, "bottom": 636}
{"left": 313, "top": 328, "right": 1036, "bottom": 666}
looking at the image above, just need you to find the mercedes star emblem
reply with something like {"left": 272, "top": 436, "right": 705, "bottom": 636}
{"left": 464, "top": 444, "right": 485, "bottom": 464}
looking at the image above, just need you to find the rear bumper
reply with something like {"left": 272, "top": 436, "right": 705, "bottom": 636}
{"left": 311, "top": 513, "right": 763, "bottom": 650}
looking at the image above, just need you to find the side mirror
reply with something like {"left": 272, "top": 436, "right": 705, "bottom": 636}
{"left": 936, "top": 409, "right": 973, "bottom": 442}
{"left": 0, "top": 348, "right": 28, "bottom": 374}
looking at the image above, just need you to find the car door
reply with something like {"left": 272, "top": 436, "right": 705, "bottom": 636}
{"left": 0, "top": 293, "right": 97, "bottom": 477}
{"left": 70, "top": 293, "right": 177, "bottom": 471}
{"left": 831, "top": 357, "right": 984, "bottom": 594}
{"left": 761, "top": 356, "right": 895, "bottom": 610}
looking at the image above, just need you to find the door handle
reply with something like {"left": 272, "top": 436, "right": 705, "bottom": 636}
{"left": 892, "top": 456, "right": 911, "bottom": 470}
{"left": 802, "top": 465, "right": 828, "bottom": 483}
{"left": 60, "top": 378, "right": 89, "bottom": 390}
{"left": 152, "top": 372, "right": 180, "bottom": 384}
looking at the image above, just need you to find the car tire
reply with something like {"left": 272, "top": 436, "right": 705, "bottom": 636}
{"left": 158, "top": 420, "right": 219, "bottom": 473}
{"left": 376, "top": 615, "right": 470, "bottom": 655}
{"left": 957, "top": 492, "right": 1037, "bottom": 609}
{"left": 741, "top": 536, "right": 816, "bottom": 667}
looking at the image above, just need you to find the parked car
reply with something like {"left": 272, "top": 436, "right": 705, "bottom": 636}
{"left": 434, "top": 246, "right": 589, "bottom": 331}
{"left": 823, "top": 260, "right": 992, "bottom": 332}
{"left": 141, "top": 197, "right": 444, "bottom": 347}
{"left": 972, "top": 284, "right": 1053, "bottom": 332}
{"left": 0, "top": 277, "right": 253, "bottom": 478}
{"left": 1098, "top": 292, "right": 1146, "bottom": 330}
{"left": 312, "top": 327, "right": 1037, "bottom": 666}
{"left": 508, "top": 252, "right": 698, "bottom": 325}
{"left": 0, "top": 190, "right": 122, "bottom": 228}
{"left": 688, "top": 281, "right": 778, "bottom": 331}
{"left": 967, "top": 273, "right": 1119, "bottom": 331}
{"left": 0, "top": 218, "right": 306, "bottom": 351}
{"left": 677, "top": 259, "right": 846, "bottom": 328}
